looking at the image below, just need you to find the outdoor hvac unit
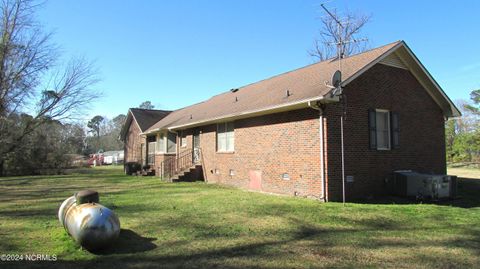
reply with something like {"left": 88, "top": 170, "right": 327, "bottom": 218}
{"left": 390, "top": 171, "right": 457, "bottom": 200}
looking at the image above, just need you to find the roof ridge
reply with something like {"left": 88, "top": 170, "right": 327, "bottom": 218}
{"left": 130, "top": 107, "right": 172, "bottom": 112}
{"left": 218, "top": 40, "right": 403, "bottom": 94}
{"left": 148, "top": 41, "right": 403, "bottom": 114}
{"left": 344, "top": 40, "right": 402, "bottom": 59}
{"left": 159, "top": 99, "right": 208, "bottom": 116}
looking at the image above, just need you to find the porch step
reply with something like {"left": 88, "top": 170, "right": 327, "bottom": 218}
{"left": 136, "top": 169, "right": 155, "bottom": 176}
{"left": 171, "top": 165, "right": 203, "bottom": 182}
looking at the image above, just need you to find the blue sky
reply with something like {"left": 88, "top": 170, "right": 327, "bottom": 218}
{"left": 38, "top": 0, "right": 480, "bottom": 120}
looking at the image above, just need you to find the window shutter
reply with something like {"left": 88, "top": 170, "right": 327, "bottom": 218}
{"left": 391, "top": 112, "right": 399, "bottom": 149}
{"left": 368, "top": 109, "right": 377, "bottom": 149}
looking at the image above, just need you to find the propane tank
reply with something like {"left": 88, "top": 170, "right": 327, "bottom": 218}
{"left": 58, "top": 190, "right": 120, "bottom": 251}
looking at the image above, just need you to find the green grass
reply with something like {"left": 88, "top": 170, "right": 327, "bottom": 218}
{"left": 1, "top": 166, "right": 480, "bottom": 268}
{"left": 448, "top": 166, "right": 480, "bottom": 179}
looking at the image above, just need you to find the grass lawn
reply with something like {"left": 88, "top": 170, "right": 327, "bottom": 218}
{"left": 0, "top": 166, "right": 479, "bottom": 269}
{"left": 448, "top": 166, "right": 480, "bottom": 179}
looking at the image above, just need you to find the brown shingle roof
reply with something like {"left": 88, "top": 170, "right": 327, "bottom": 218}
{"left": 146, "top": 41, "right": 403, "bottom": 133}
{"left": 129, "top": 108, "right": 171, "bottom": 132}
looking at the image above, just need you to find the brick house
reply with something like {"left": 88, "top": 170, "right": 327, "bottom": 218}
{"left": 120, "top": 108, "right": 171, "bottom": 167}
{"left": 122, "top": 41, "right": 460, "bottom": 201}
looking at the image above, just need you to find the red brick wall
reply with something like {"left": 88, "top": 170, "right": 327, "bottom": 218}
{"left": 181, "top": 108, "right": 323, "bottom": 198}
{"left": 144, "top": 63, "right": 446, "bottom": 201}
{"left": 124, "top": 120, "right": 145, "bottom": 164}
{"left": 324, "top": 63, "right": 446, "bottom": 201}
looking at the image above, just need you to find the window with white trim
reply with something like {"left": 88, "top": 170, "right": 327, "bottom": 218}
{"left": 217, "top": 122, "right": 234, "bottom": 152}
{"left": 147, "top": 141, "right": 156, "bottom": 165}
{"left": 180, "top": 131, "right": 187, "bottom": 147}
{"left": 375, "top": 110, "right": 390, "bottom": 150}
{"left": 167, "top": 132, "right": 177, "bottom": 153}
{"left": 158, "top": 133, "right": 165, "bottom": 153}
{"left": 156, "top": 132, "right": 177, "bottom": 154}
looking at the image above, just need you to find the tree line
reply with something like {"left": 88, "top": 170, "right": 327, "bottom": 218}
{"left": 2, "top": 113, "right": 123, "bottom": 175}
{"left": 1, "top": 99, "right": 157, "bottom": 176}
{"left": 446, "top": 89, "right": 480, "bottom": 164}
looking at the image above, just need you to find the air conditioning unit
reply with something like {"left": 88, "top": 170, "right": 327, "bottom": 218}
{"left": 389, "top": 171, "right": 457, "bottom": 200}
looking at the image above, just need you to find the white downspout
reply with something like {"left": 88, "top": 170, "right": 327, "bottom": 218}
{"left": 341, "top": 115, "right": 345, "bottom": 205}
{"left": 308, "top": 101, "right": 326, "bottom": 202}
{"left": 319, "top": 108, "right": 326, "bottom": 202}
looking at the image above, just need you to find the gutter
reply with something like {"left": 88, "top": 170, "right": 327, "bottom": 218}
{"left": 308, "top": 101, "right": 327, "bottom": 202}
{"left": 142, "top": 95, "right": 338, "bottom": 135}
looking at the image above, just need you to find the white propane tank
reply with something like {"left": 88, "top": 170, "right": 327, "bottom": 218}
{"left": 58, "top": 190, "right": 120, "bottom": 251}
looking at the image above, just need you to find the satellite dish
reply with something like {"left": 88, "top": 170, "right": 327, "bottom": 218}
{"left": 332, "top": 70, "right": 342, "bottom": 88}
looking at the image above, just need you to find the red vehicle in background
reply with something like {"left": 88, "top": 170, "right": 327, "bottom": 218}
{"left": 88, "top": 151, "right": 104, "bottom": 166}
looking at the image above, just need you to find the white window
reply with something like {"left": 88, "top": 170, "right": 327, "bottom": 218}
{"left": 158, "top": 134, "right": 166, "bottom": 153}
{"left": 156, "top": 132, "right": 177, "bottom": 153}
{"left": 180, "top": 131, "right": 187, "bottom": 147}
{"left": 217, "top": 122, "right": 234, "bottom": 152}
{"left": 375, "top": 110, "right": 390, "bottom": 150}
{"left": 167, "top": 132, "right": 177, "bottom": 153}
{"left": 147, "top": 141, "right": 156, "bottom": 165}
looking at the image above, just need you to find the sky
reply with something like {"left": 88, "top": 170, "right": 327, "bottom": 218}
{"left": 37, "top": 0, "right": 480, "bottom": 120}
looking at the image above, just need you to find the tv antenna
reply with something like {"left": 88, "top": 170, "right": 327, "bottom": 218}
{"left": 319, "top": 3, "right": 367, "bottom": 206}
{"left": 320, "top": 3, "right": 367, "bottom": 97}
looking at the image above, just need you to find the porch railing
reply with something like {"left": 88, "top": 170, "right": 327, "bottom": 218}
{"left": 160, "top": 148, "right": 202, "bottom": 180}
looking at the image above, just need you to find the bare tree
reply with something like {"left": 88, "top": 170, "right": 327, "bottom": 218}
{"left": 0, "top": 0, "right": 100, "bottom": 175}
{"left": 0, "top": 0, "right": 55, "bottom": 116}
{"left": 308, "top": 7, "right": 371, "bottom": 61}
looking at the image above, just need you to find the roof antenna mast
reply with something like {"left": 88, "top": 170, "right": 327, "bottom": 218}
{"left": 320, "top": 3, "right": 367, "bottom": 206}
{"left": 320, "top": 3, "right": 368, "bottom": 96}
